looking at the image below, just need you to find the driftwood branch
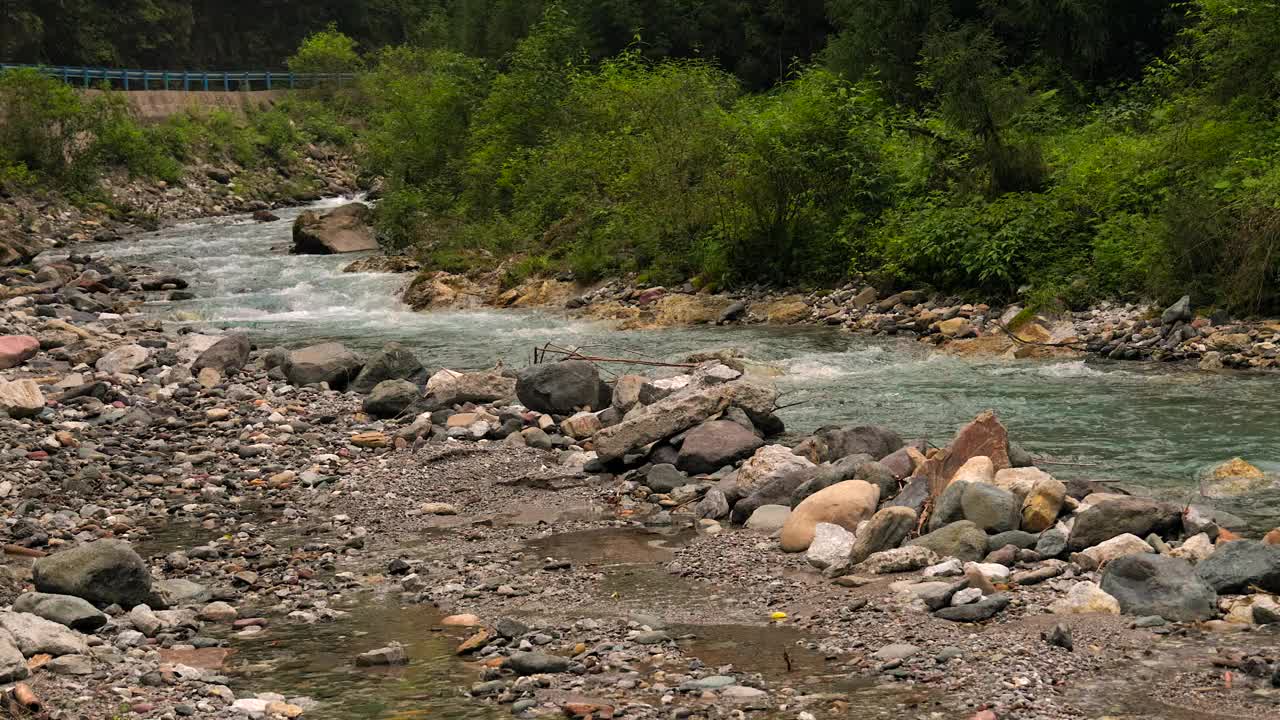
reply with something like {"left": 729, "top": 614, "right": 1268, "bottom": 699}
{"left": 534, "top": 343, "right": 697, "bottom": 369}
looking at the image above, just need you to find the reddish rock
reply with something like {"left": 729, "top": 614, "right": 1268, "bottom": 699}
{"left": 1264, "top": 529, "right": 1280, "bottom": 545}
{"left": 0, "top": 335, "right": 38, "bottom": 369}
{"left": 562, "top": 702, "right": 615, "bottom": 719}
{"left": 941, "top": 410, "right": 1010, "bottom": 481}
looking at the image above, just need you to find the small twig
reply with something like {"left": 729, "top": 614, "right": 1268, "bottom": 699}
{"left": 1033, "top": 459, "right": 1100, "bottom": 467}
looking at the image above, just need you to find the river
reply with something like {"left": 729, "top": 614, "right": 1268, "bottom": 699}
{"left": 93, "top": 200, "right": 1280, "bottom": 527}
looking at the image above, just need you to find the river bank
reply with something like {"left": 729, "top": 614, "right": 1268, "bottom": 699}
{"left": 3, "top": 234, "right": 1280, "bottom": 719}
{"left": 371, "top": 234, "right": 1280, "bottom": 373}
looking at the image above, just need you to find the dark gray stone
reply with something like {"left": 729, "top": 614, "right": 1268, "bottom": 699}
{"left": 12, "top": 593, "right": 107, "bottom": 632}
{"left": 907, "top": 521, "right": 989, "bottom": 563}
{"left": 961, "top": 483, "right": 1018, "bottom": 533}
{"left": 350, "top": 342, "right": 427, "bottom": 394}
{"left": 1067, "top": 497, "right": 1181, "bottom": 551}
{"left": 1195, "top": 540, "right": 1280, "bottom": 594}
{"left": 192, "top": 333, "right": 250, "bottom": 374}
{"left": 645, "top": 464, "right": 689, "bottom": 493}
{"left": 32, "top": 540, "right": 153, "bottom": 608}
{"left": 362, "top": 379, "right": 420, "bottom": 418}
{"left": 989, "top": 530, "right": 1039, "bottom": 550}
{"left": 506, "top": 651, "right": 570, "bottom": 675}
{"left": 1161, "top": 295, "right": 1192, "bottom": 325}
{"left": 1035, "top": 529, "right": 1068, "bottom": 558}
{"left": 283, "top": 342, "right": 363, "bottom": 388}
{"left": 927, "top": 480, "right": 968, "bottom": 532}
{"left": 796, "top": 425, "right": 903, "bottom": 463}
{"left": 516, "top": 360, "right": 610, "bottom": 415}
{"left": 1101, "top": 554, "right": 1218, "bottom": 622}
{"left": 934, "top": 593, "right": 1010, "bottom": 622}
{"left": 677, "top": 420, "right": 763, "bottom": 475}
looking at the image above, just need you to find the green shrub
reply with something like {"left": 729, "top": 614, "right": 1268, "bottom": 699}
{"left": 286, "top": 24, "right": 363, "bottom": 76}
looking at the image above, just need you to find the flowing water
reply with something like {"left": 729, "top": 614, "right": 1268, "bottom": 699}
{"left": 93, "top": 200, "right": 1280, "bottom": 526}
{"left": 77, "top": 201, "right": 1280, "bottom": 717}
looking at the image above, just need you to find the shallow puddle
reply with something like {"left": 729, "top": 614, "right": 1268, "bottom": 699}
{"left": 227, "top": 595, "right": 495, "bottom": 720}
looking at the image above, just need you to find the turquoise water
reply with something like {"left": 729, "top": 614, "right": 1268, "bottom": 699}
{"left": 91, "top": 203, "right": 1280, "bottom": 528}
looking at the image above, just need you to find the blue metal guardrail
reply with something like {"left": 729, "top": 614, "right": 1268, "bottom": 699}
{"left": 0, "top": 63, "right": 357, "bottom": 91}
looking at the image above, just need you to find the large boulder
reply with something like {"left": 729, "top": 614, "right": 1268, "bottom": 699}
{"left": 779, "top": 480, "right": 880, "bottom": 552}
{"left": 0, "top": 632, "right": 27, "bottom": 683}
{"left": 1020, "top": 474, "right": 1067, "bottom": 532}
{"left": 594, "top": 379, "right": 777, "bottom": 462}
{"left": 907, "top": 520, "right": 989, "bottom": 563}
{"left": 0, "top": 378, "right": 44, "bottom": 418}
{"left": 283, "top": 342, "right": 363, "bottom": 388}
{"left": 292, "top": 203, "right": 377, "bottom": 254}
{"left": 961, "top": 482, "right": 1019, "bottom": 533}
{"left": 363, "top": 379, "right": 420, "bottom": 418}
{"left": 1195, "top": 540, "right": 1280, "bottom": 593}
{"left": 1101, "top": 554, "right": 1218, "bottom": 622}
{"left": 792, "top": 455, "right": 895, "bottom": 505}
{"left": 846, "top": 506, "right": 917, "bottom": 567}
{"left": 350, "top": 342, "right": 427, "bottom": 394}
{"left": 1048, "top": 581, "right": 1120, "bottom": 615}
{"left": 0, "top": 612, "right": 89, "bottom": 657}
{"left": 1198, "top": 457, "right": 1275, "bottom": 499}
{"left": 32, "top": 540, "right": 153, "bottom": 608}
{"left": 736, "top": 445, "right": 815, "bottom": 495}
{"left": 1067, "top": 497, "right": 1181, "bottom": 551}
{"left": 0, "top": 335, "right": 39, "bottom": 369}
{"left": 793, "top": 425, "right": 903, "bottom": 464}
{"left": 516, "top": 360, "right": 610, "bottom": 415}
{"left": 937, "top": 410, "right": 1011, "bottom": 482}
{"left": 12, "top": 593, "right": 107, "bottom": 632}
{"left": 428, "top": 369, "right": 516, "bottom": 406}
{"left": 192, "top": 333, "right": 251, "bottom": 374}
{"left": 677, "top": 420, "right": 763, "bottom": 474}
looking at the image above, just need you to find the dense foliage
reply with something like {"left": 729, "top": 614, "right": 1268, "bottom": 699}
{"left": 7, "top": 1, "right": 1280, "bottom": 314}
{"left": 0, "top": 68, "right": 352, "bottom": 203}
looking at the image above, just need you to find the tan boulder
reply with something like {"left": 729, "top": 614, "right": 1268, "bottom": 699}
{"left": 993, "top": 467, "right": 1051, "bottom": 499}
{"left": 736, "top": 445, "right": 815, "bottom": 494}
{"left": 0, "top": 378, "right": 45, "bottom": 418}
{"left": 951, "top": 456, "right": 995, "bottom": 484}
{"left": 292, "top": 203, "right": 376, "bottom": 254}
{"left": 561, "top": 411, "right": 603, "bottom": 439}
{"left": 779, "top": 480, "right": 880, "bottom": 553}
{"left": 1020, "top": 474, "right": 1067, "bottom": 532}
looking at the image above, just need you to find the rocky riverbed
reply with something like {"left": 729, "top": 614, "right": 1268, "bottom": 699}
{"left": 2, "top": 230, "right": 1280, "bottom": 720}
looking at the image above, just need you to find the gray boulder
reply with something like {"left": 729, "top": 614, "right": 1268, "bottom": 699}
{"left": 191, "top": 333, "right": 251, "bottom": 374}
{"left": 961, "top": 483, "right": 1019, "bottom": 533}
{"left": 284, "top": 342, "right": 363, "bottom": 388}
{"left": 731, "top": 466, "right": 815, "bottom": 525}
{"left": 292, "top": 202, "right": 377, "bottom": 254}
{"left": 429, "top": 370, "right": 516, "bottom": 406}
{"left": 1067, "top": 497, "right": 1181, "bottom": 551}
{"left": 795, "top": 425, "right": 903, "bottom": 463}
{"left": 645, "top": 464, "right": 689, "bottom": 493}
{"left": 363, "top": 379, "right": 420, "bottom": 418}
{"left": 12, "top": 593, "right": 107, "bottom": 632}
{"left": 0, "top": 611, "right": 89, "bottom": 657}
{"left": 350, "top": 342, "right": 427, "bottom": 394}
{"left": 1101, "top": 554, "right": 1218, "bottom": 622}
{"left": 989, "top": 530, "right": 1040, "bottom": 550}
{"left": 934, "top": 593, "right": 1010, "bottom": 622}
{"left": 792, "top": 455, "right": 895, "bottom": 505}
{"left": 1195, "top": 540, "right": 1280, "bottom": 593}
{"left": 1161, "top": 295, "right": 1192, "bottom": 325}
{"left": 0, "top": 632, "right": 27, "bottom": 682}
{"left": 907, "top": 520, "right": 989, "bottom": 563}
{"left": 677, "top": 420, "right": 763, "bottom": 475}
{"left": 846, "top": 506, "right": 917, "bottom": 567}
{"left": 596, "top": 381, "right": 778, "bottom": 463}
{"left": 1035, "top": 529, "right": 1068, "bottom": 558}
{"left": 744, "top": 505, "right": 791, "bottom": 532}
{"left": 506, "top": 651, "right": 570, "bottom": 675}
{"left": 928, "top": 480, "right": 969, "bottom": 532}
{"left": 32, "top": 540, "right": 153, "bottom": 608}
{"left": 516, "top": 360, "right": 610, "bottom": 415}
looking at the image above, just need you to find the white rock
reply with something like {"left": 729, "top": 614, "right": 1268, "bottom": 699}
{"left": 963, "top": 561, "right": 1011, "bottom": 584}
{"left": 951, "top": 587, "right": 985, "bottom": 606}
{"left": 922, "top": 559, "right": 964, "bottom": 578}
{"left": 805, "top": 523, "right": 855, "bottom": 570}
{"left": 1048, "top": 581, "right": 1120, "bottom": 615}
{"left": 1078, "top": 533, "right": 1153, "bottom": 566}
